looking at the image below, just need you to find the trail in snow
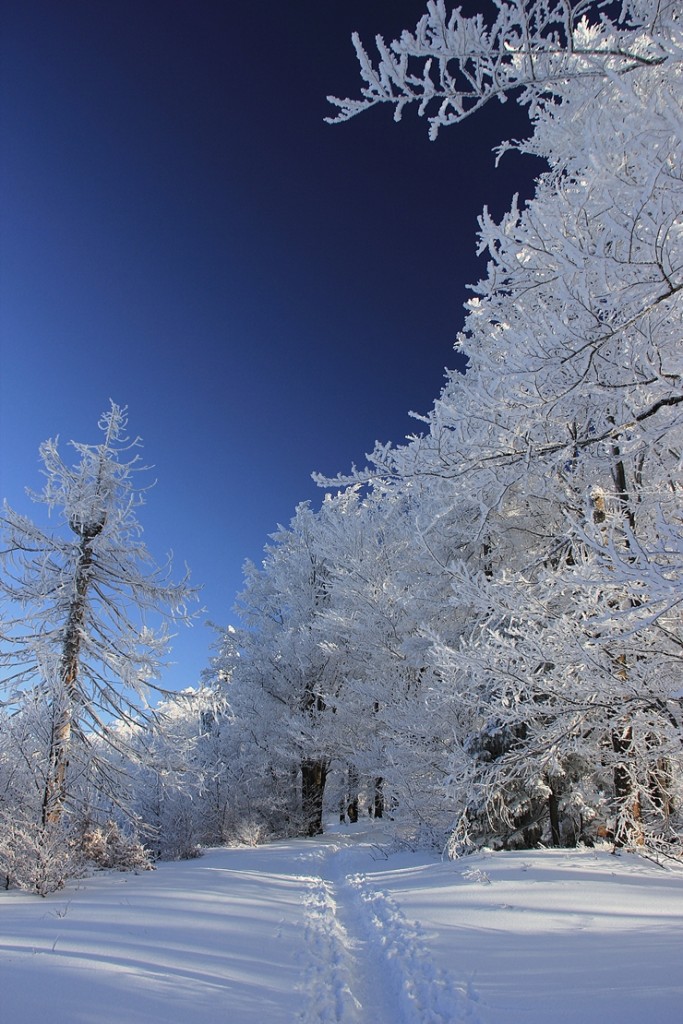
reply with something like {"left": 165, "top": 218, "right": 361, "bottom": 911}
{"left": 298, "top": 872, "right": 359, "bottom": 1024}
{"left": 298, "top": 845, "right": 403, "bottom": 1024}
{"left": 297, "top": 841, "right": 481, "bottom": 1024}
{"left": 345, "top": 870, "right": 481, "bottom": 1024}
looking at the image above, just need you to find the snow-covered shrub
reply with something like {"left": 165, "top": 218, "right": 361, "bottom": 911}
{"left": 80, "top": 820, "right": 152, "bottom": 872}
{"left": 0, "top": 812, "right": 83, "bottom": 896}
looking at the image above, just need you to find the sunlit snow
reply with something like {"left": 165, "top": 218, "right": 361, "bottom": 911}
{"left": 2, "top": 825, "right": 681, "bottom": 1024}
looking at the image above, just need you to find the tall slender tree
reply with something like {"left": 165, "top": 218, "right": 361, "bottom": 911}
{"left": 0, "top": 403, "right": 198, "bottom": 829}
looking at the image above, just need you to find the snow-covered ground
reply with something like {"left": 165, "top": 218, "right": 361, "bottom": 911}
{"left": 2, "top": 826, "right": 682, "bottom": 1023}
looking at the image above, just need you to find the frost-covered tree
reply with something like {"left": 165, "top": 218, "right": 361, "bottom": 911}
{"left": 200, "top": 0, "right": 680, "bottom": 857}
{"left": 308, "top": 484, "right": 471, "bottom": 840}
{"left": 324, "top": 0, "right": 682, "bottom": 851}
{"left": 0, "top": 403, "right": 198, "bottom": 837}
{"left": 104, "top": 687, "right": 231, "bottom": 859}
{"left": 208, "top": 482, "right": 473, "bottom": 845}
{"left": 218, "top": 501, "right": 348, "bottom": 837}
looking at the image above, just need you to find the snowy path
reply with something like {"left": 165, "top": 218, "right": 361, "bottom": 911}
{"left": 296, "top": 843, "right": 477, "bottom": 1024}
{"left": 2, "top": 831, "right": 682, "bottom": 1024}
{"left": 342, "top": 869, "right": 480, "bottom": 1023}
{"left": 298, "top": 867, "right": 397, "bottom": 1024}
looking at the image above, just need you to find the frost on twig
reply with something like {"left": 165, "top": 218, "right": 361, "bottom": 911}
{"left": 326, "top": 0, "right": 675, "bottom": 139}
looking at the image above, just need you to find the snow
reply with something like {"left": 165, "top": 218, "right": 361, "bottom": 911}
{"left": 1, "top": 826, "right": 682, "bottom": 1024}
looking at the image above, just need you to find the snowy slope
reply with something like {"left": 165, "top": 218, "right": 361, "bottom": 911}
{"left": 1, "top": 827, "right": 682, "bottom": 1024}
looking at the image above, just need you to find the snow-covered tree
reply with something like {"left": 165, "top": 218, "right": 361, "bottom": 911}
{"left": 307, "top": 483, "right": 470, "bottom": 840}
{"left": 197, "top": 0, "right": 681, "bottom": 858}
{"left": 324, "top": 0, "right": 682, "bottom": 851}
{"left": 0, "top": 403, "right": 199, "bottom": 840}
{"left": 213, "top": 502, "right": 348, "bottom": 837}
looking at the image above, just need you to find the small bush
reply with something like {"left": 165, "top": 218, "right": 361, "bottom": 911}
{"left": 234, "top": 819, "right": 268, "bottom": 847}
{"left": 80, "top": 820, "right": 152, "bottom": 871}
{"left": 0, "top": 813, "right": 83, "bottom": 896}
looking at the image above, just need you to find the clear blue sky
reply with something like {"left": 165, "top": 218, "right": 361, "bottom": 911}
{"left": 0, "top": 2, "right": 539, "bottom": 691}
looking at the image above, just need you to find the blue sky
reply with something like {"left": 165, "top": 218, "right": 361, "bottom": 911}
{"left": 0, "top": 2, "right": 539, "bottom": 691}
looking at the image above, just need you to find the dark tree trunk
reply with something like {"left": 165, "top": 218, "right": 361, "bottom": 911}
{"left": 301, "top": 757, "right": 328, "bottom": 836}
{"left": 338, "top": 765, "right": 359, "bottom": 823}
{"left": 547, "top": 779, "right": 561, "bottom": 847}
{"left": 372, "top": 777, "right": 384, "bottom": 819}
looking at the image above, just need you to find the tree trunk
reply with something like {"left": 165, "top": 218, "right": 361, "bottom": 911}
{"left": 339, "top": 764, "right": 359, "bottom": 823}
{"left": 41, "top": 519, "right": 102, "bottom": 826}
{"left": 598, "top": 456, "right": 644, "bottom": 849}
{"left": 301, "top": 757, "right": 328, "bottom": 836}
{"left": 612, "top": 725, "right": 643, "bottom": 848}
{"left": 372, "top": 777, "right": 384, "bottom": 819}
{"left": 650, "top": 758, "right": 674, "bottom": 820}
{"left": 547, "top": 778, "right": 561, "bottom": 847}
{"left": 41, "top": 700, "right": 74, "bottom": 827}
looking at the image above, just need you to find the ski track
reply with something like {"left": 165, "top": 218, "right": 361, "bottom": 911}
{"left": 297, "top": 846, "right": 482, "bottom": 1024}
